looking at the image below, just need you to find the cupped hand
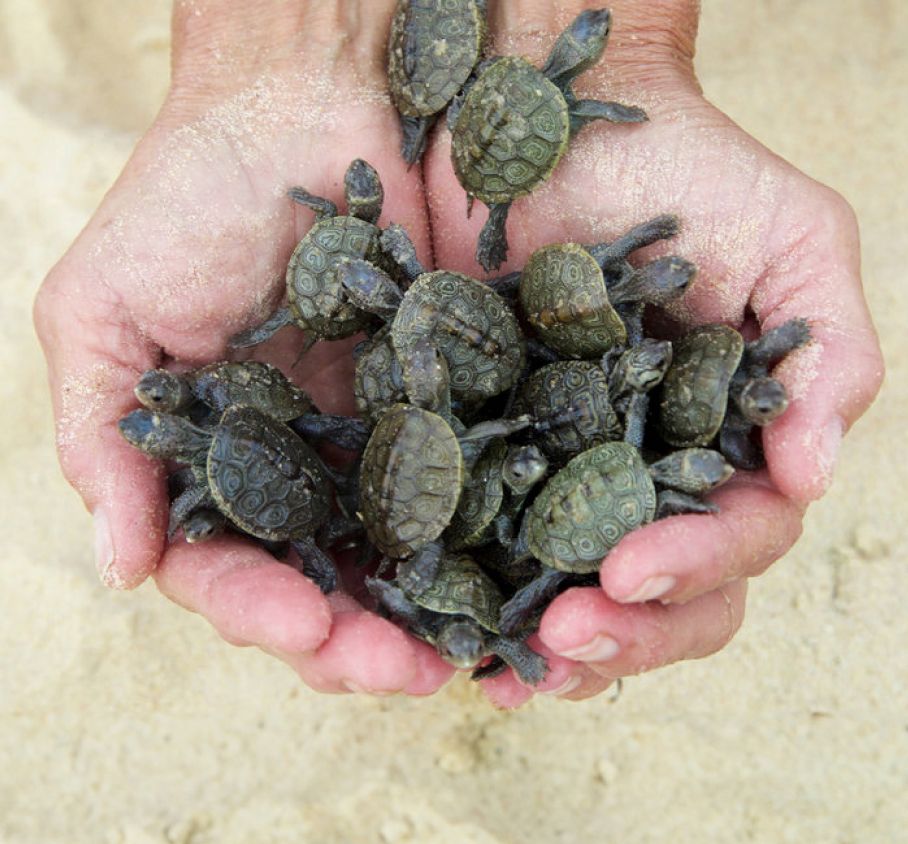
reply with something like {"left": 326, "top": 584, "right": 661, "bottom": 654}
{"left": 423, "top": 0, "right": 883, "bottom": 706}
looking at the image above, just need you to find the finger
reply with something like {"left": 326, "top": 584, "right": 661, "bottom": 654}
{"left": 154, "top": 536, "right": 332, "bottom": 653}
{"left": 34, "top": 268, "right": 163, "bottom": 589}
{"left": 750, "top": 191, "right": 884, "bottom": 502}
{"left": 600, "top": 474, "right": 804, "bottom": 605}
{"left": 539, "top": 582, "right": 747, "bottom": 678}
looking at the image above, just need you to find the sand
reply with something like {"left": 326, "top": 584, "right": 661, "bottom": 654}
{"left": 1, "top": 1, "right": 906, "bottom": 841}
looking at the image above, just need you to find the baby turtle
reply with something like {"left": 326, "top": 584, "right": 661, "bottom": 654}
{"left": 230, "top": 159, "right": 389, "bottom": 353}
{"left": 388, "top": 0, "right": 487, "bottom": 165}
{"left": 366, "top": 553, "right": 548, "bottom": 685}
{"left": 134, "top": 361, "right": 368, "bottom": 450}
{"left": 352, "top": 325, "right": 407, "bottom": 427}
{"left": 339, "top": 226, "right": 525, "bottom": 402}
{"left": 658, "top": 319, "right": 811, "bottom": 469}
{"left": 448, "top": 9, "right": 647, "bottom": 270}
{"left": 446, "top": 439, "right": 549, "bottom": 550}
{"left": 498, "top": 442, "right": 734, "bottom": 634}
{"left": 357, "top": 338, "right": 530, "bottom": 591}
{"left": 119, "top": 406, "right": 339, "bottom": 593}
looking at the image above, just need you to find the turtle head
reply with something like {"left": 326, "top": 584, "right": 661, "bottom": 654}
{"left": 134, "top": 369, "right": 193, "bottom": 413}
{"left": 638, "top": 257, "right": 697, "bottom": 305}
{"left": 503, "top": 445, "right": 549, "bottom": 495}
{"left": 738, "top": 377, "right": 789, "bottom": 425}
{"left": 541, "top": 9, "right": 611, "bottom": 88}
{"left": 118, "top": 409, "right": 211, "bottom": 462}
{"left": 436, "top": 619, "right": 486, "bottom": 669}
{"left": 344, "top": 158, "right": 383, "bottom": 224}
{"left": 619, "top": 339, "right": 674, "bottom": 393}
{"left": 649, "top": 448, "right": 735, "bottom": 495}
{"left": 402, "top": 337, "right": 450, "bottom": 413}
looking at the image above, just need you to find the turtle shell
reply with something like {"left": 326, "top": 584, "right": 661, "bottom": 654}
{"left": 526, "top": 442, "right": 657, "bottom": 574}
{"left": 286, "top": 215, "right": 383, "bottom": 340}
{"left": 446, "top": 438, "right": 507, "bottom": 549}
{"left": 191, "top": 361, "right": 315, "bottom": 421}
{"left": 353, "top": 325, "right": 406, "bottom": 426}
{"left": 207, "top": 406, "right": 331, "bottom": 542}
{"left": 359, "top": 404, "right": 464, "bottom": 558}
{"left": 658, "top": 324, "right": 745, "bottom": 447}
{"left": 388, "top": 0, "right": 485, "bottom": 118}
{"left": 519, "top": 243, "right": 627, "bottom": 358}
{"left": 391, "top": 270, "right": 525, "bottom": 402}
{"left": 411, "top": 553, "right": 502, "bottom": 632}
{"left": 513, "top": 361, "right": 621, "bottom": 462}
{"left": 451, "top": 56, "right": 570, "bottom": 204}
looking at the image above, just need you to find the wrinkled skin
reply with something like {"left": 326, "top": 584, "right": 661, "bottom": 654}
{"left": 34, "top": 1, "right": 883, "bottom": 705}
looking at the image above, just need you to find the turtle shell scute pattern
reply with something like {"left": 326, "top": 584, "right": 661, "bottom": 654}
{"left": 520, "top": 244, "right": 627, "bottom": 358}
{"left": 659, "top": 324, "right": 745, "bottom": 447}
{"left": 527, "top": 442, "right": 656, "bottom": 574}
{"left": 353, "top": 326, "right": 406, "bottom": 425}
{"left": 389, "top": 0, "right": 484, "bottom": 117}
{"left": 359, "top": 404, "right": 464, "bottom": 558}
{"left": 451, "top": 57, "right": 570, "bottom": 204}
{"left": 286, "top": 215, "right": 382, "bottom": 340}
{"left": 207, "top": 406, "right": 330, "bottom": 541}
{"left": 514, "top": 361, "right": 621, "bottom": 462}
{"left": 192, "top": 362, "right": 315, "bottom": 421}
{"left": 392, "top": 271, "right": 525, "bottom": 402}
{"left": 446, "top": 438, "right": 507, "bottom": 549}
{"left": 413, "top": 553, "right": 502, "bottom": 632}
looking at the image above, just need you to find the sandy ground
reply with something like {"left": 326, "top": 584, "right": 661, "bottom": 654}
{"left": 1, "top": 1, "right": 906, "bottom": 842}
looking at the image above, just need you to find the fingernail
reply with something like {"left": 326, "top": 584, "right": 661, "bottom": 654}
{"left": 620, "top": 575, "right": 676, "bottom": 603}
{"left": 558, "top": 634, "right": 620, "bottom": 662}
{"left": 540, "top": 675, "right": 583, "bottom": 696}
{"left": 93, "top": 507, "right": 123, "bottom": 589}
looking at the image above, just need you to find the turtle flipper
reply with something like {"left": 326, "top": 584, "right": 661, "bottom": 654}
{"left": 287, "top": 187, "right": 338, "bottom": 220}
{"left": 498, "top": 568, "right": 568, "bottom": 636}
{"left": 655, "top": 489, "right": 720, "bottom": 519}
{"left": 743, "top": 318, "right": 811, "bottom": 370}
{"left": 229, "top": 306, "right": 293, "bottom": 349}
{"left": 168, "top": 484, "right": 215, "bottom": 540}
{"left": 470, "top": 655, "right": 507, "bottom": 681}
{"left": 476, "top": 202, "right": 512, "bottom": 272}
{"left": 569, "top": 99, "right": 647, "bottom": 135}
{"left": 290, "top": 537, "right": 338, "bottom": 594}
{"left": 487, "top": 634, "right": 549, "bottom": 686}
{"left": 399, "top": 114, "right": 434, "bottom": 169}
{"left": 587, "top": 215, "right": 681, "bottom": 266}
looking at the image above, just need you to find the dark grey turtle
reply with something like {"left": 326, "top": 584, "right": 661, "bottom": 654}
{"left": 134, "top": 361, "right": 369, "bottom": 451}
{"left": 516, "top": 225, "right": 695, "bottom": 358}
{"left": 118, "top": 406, "right": 339, "bottom": 593}
{"left": 388, "top": 0, "right": 487, "bottom": 165}
{"left": 446, "top": 439, "right": 548, "bottom": 550}
{"left": 352, "top": 325, "right": 407, "bottom": 426}
{"left": 357, "top": 337, "right": 530, "bottom": 591}
{"left": 498, "top": 442, "right": 734, "bottom": 634}
{"left": 658, "top": 319, "right": 811, "bottom": 469}
{"left": 447, "top": 9, "right": 647, "bottom": 270}
{"left": 366, "top": 553, "right": 548, "bottom": 685}
{"left": 339, "top": 225, "right": 526, "bottom": 402}
{"left": 229, "top": 159, "right": 389, "bottom": 353}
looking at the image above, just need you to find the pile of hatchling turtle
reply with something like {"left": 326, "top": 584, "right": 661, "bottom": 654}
{"left": 118, "top": 5, "right": 812, "bottom": 687}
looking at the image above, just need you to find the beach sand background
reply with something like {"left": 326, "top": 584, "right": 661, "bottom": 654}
{"left": 1, "top": 1, "right": 905, "bottom": 841}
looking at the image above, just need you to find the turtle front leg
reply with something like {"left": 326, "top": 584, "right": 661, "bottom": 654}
{"left": 287, "top": 187, "right": 338, "bottom": 220}
{"left": 569, "top": 99, "right": 647, "bottom": 136}
{"left": 399, "top": 114, "right": 434, "bottom": 169}
{"left": 396, "top": 541, "right": 444, "bottom": 598}
{"left": 499, "top": 567, "right": 569, "bottom": 637}
{"left": 587, "top": 215, "right": 681, "bottom": 266}
{"left": 168, "top": 484, "right": 216, "bottom": 540}
{"left": 655, "top": 489, "right": 720, "bottom": 519}
{"left": 622, "top": 391, "right": 649, "bottom": 450}
{"left": 476, "top": 202, "right": 512, "bottom": 272}
{"left": 229, "top": 306, "right": 294, "bottom": 349}
{"left": 290, "top": 413, "right": 370, "bottom": 451}
{"left": 487, "top": 634, "right": 549, "bottom": 686}
{"left": 290, "top": 537, "right": 339, "bottom": 594}
{"left": 379, "top": 223, "right": 427, "bottom": 283}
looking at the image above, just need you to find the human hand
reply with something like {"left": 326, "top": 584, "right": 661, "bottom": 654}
{"left": 422, "top": 0, "right": 884, "bottom": 706}
{"left": 33, "top": 0, "right": 456, "bottom": 696}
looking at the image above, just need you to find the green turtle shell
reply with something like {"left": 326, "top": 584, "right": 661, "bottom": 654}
{"left": 658, "top": 324, "right": 745, "bottom": 447}
{"left": 451, "top": 56, "right": 571, "bottom": 204}
{"left": 446, "top": 438, "right": 507, "bottom": 549}
{"left": 191, "top": 361, "right": 316, "bottom": 421}
{"left": 513, "top": 361, "right": 621, "bottom": 462}
{"left": 207, "top": 406, "right": 331, "bottom": 542}
{"left": 353, "top": 325, "right": 406, "bottom": 426}
{"left": 519, "top": 243, "right": 627, "bottom": 358}
{"left": 286, "top": 216, "right": 384, "bottom": 340}
{"left": 391, "top": 270, "right": 525, "bottom": 402}
{"left": 359, "top": 404, "right": 464, "bottom": 558}
{"left": 526, "top": 442, "right": 657, "bottom": 574}
{"left": 411, "top": 553, "right": 502, "bottom": 632}
{"left": 388, "top": 0, "right": 485, "bottom": 118}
